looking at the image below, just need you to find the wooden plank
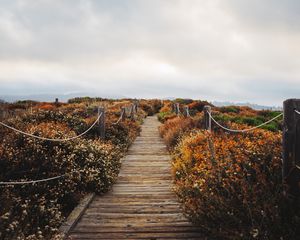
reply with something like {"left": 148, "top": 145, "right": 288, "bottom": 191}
{"left": 67, "top": 116, "right": 204, "bottom": 239}
{"left": 59, "top": 193, "right": 95, "bottom": 238}
{"left": 69, "top": 232, "right": 204, "bottom": 239}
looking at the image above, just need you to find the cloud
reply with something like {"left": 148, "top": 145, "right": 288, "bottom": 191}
{"left": 0, "top": 0, "right": 299, "bottom": 106}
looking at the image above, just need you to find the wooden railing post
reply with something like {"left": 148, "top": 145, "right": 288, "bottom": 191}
{"left": 183, "top": 106, "right": 190, "bottom": 117}
{"left": 171, "top": 103, "right": 175, "bottom": 113}
{"left": 98, "top": 107, "right": 105, "bottom": 139}
{"left": 283, "top": 99, "right": 300, "bottom": 198}
{"left": 121, "top": 107, "right": 126, "bottom": 121}
{"left": 204, "top": 105, "right": 212, "bottom": 132}
{"left": 130, "top": 104, "right": 135, "bottom": 120}
{"left": 175, "top": 103, "right": 180, "bottom": 116}
{"left": 133, "top": 101, "right": 138, "bottom": 113}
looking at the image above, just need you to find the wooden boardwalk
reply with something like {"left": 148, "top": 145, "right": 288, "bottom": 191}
{"left": 68, "top": 116, "right": 204, "bottom": 240}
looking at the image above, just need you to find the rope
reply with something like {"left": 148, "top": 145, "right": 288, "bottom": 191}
{"left": 113, "top": 113, "right": 123, "bottom": 125}
{"left": 0, "top": 174, "right": 65, "bottom": 185}
{"left": 112, "top": 108, "right": 126, "bottom": 125}
{"left": 207, "top": 112, "right": 283, "bottom": 133}
{"left": 0, "top": 113, "right": 102, "bottom": 142}
{"left": 295, "top": 109, "right": 300, "bottom": 115}
{"left": 185, "top": 107, "right": 191, "bottom": 117}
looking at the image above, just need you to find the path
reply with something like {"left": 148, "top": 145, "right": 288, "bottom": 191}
{"left": 68, "top": 116, "right": 204, "bottom": 239}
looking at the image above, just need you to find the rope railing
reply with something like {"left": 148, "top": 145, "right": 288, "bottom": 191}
{"left": 0, "top": 174, "right": 65, "bottom": 185}
{"left": 295, "top": 109, "right": 300, "bottom": 115}
{"left": 113, "top": 111, "right": 124, "bottom": 125}
{"left": 0, "top": 112, "right": 102, "bottom": 142}
{"left": 207, "top": 111, "right": 283, "bottom": 133}
{"left": 112, "top": 103, "right": 137, "bottom": 125}
{"left": 0, "top": 102, "right": 140, "bottom": 187}
{"left": 185, "top": 106, "right": 190, "bottom": 117}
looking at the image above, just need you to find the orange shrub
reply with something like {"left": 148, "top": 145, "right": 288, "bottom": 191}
{"left": 172, "top": 126, "right": 299, "bottom": 239}
{"left": 160, "top": 102, "right": 173, "bottom": 113}
{"left": 0, "top": 121, "right": 122, "bottom": 239}
{"left": 159, "top": 117, "right": 199, "bottom": 149}
{"left": 188, "top": 100, "right": 212, "bottom": 113}
{"left": 37, "top": 103, "right": 56, "bottom": 111}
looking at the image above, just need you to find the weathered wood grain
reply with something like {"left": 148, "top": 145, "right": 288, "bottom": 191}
{"left": 68, "top": 116, "right": 204, "bottom": 239}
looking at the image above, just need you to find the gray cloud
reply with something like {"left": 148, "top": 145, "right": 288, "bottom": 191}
{"left": 0, "top": 0, "right": 299, "bottom": 106}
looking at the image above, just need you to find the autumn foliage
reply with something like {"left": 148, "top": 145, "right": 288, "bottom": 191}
{"left": 158, "top": 100, "right": 299, "bottom": 239}
{"left": 172, "top": 128, "right": 294, "bottom": 239}
{"left": 0, "top": 98, "right": 160, "bottom": 239}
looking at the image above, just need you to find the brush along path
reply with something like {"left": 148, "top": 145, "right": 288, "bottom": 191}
{"left": 68, "top": 116, "right": 204, "bottom": 240}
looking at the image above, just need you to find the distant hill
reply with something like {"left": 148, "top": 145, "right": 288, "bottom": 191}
{"left": 0, "top": 93, "right": 126, "bottom": 103}
{"left": 212, "top": 101, "right": 282, "bottom": 111}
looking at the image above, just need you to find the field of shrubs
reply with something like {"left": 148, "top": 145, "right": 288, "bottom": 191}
{"left": 0, "top": 98, "right": 161, "bottom": 240}
{"left": 159, "top": 99, "right": 299, "bottom": 239}
{"left": 1, "top": 97, "right": 298, "bottom": 239}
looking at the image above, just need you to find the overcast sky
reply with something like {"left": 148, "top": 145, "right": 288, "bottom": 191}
{"left": 0, "top": 0, "right": 299, "bottom": 105}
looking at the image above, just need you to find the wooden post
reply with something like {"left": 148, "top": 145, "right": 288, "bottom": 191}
{"left": 121, "top": 107, "right": 126, "bottom": 121}
{"left": 130, "top": 104, "right": 135, "bottom": 120}
{"left": 183, "top": 106, "right": 190, "bottom": 117}
{"left": 98, "top": 107, "right": 105, "bottom": 139}
{"left": 204, "top": 105, "right": 212, "bottom": 132}
{"left": 171, "top": 103, "right": 176, "bottom": 113}
{"left": 175, "top": 103, "right": 180, "bottom": 116}
{"left": 283, "top": 99, "right": 300, "bottom": 198}
{"left": 134, "top": 101, "right": 138, "bottom": 113}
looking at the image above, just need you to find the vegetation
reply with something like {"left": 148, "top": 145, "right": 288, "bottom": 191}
{"left": 1, "top": 97, "right": 293, "bottom": 239}
{"left": 214, "top": 106, "right": 282, "bottom": 132}
{"left": 158, "top": 100, "right": 299, "bottom": 239}
{"left": 0, "top": 98, "right": 161, "bottom": 240}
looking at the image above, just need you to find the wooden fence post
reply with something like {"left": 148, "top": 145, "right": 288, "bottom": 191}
{"left": 98, "top": 107, "right": 105, "bottom": 139}
{"left": 171, "top": 103, "right": 175, "bottom": 113}
{"left": 133, "top": 101, "right": 138, "bottom": 113}
{"left": 175, "top": 103, "right": 180, "bottom": 116}
{"left": 283, "top": 99, "right": 300, "bottom": 198}
{"left": 121, "top": 107, "right": 126, "bottom": 121}
{"left": 130, "top": 104, "right": 135, "bottom": 120}
{"left": 183, "top": 106, "right": 190, "bottom": 117}
{"left": 204, "top": 105, "right": 212, "bottom": 132}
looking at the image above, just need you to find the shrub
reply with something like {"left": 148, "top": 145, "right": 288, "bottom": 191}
{"left": 157, "top": 111, "right": 177, "bottom": 123}
{"left": 37, "top": 104, "right": 57, "bottom": 111}
{"left": 105, "top": 120, "right": 141, "bottom": 150}
{"left": 159, "top": 117, "right": 199, "bottom": 149}
{"left": 139, "top": 103, "right": 154, "bottom": 116}
{"left": 172, "top": 127, "right": 299, "bottom": 239}
{"left": 0, "top": 98, "right": 148, "bottom": 239}
{"left": 218, "top": 106, "right": 240, "bottom": 114}
{"left": 174, "top": 98, "right": 194, "bottom": 105}
{"left": 188, "top": 101, "right": 212, "bottom": 114}
{"left": 212, "top": 112, "right": 282, "bottom": 132}
{"left": 0, "top": 121, "right": 122, "bottom": 239}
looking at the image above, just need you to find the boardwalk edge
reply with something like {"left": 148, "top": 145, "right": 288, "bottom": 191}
{"left": 59, "top": 193, "right": 95, "bottom": 238}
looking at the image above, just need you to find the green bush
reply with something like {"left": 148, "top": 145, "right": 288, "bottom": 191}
{"left": 157, "top": 111, "right": 176, "bottom": 123}
{"left": 219, "top": 106, "right": 240, "bottom": 114}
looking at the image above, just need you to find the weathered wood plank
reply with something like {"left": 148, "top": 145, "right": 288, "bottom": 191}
{"left": 69, "top": 232, "right": 204, "bottom": 239}
{"left": 67, "top": 116, "right": 204, "bottom": 239}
